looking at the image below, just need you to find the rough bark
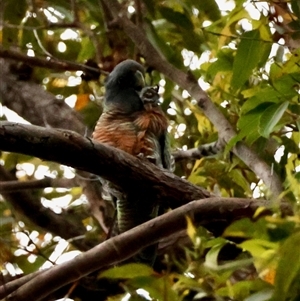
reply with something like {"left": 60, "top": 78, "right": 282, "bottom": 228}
{"left": 3, "top": 197, "right": 291, "bottom": 301}
{"left": 0, "top": 58, "right": 85, "bottom": 134}
{"left": 0, "top": 122, "right": 210, "bottom": 208}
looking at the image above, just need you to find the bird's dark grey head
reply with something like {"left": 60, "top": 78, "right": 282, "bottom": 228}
{"left": 104, "top": 60, "right": 146, "bottom": 113}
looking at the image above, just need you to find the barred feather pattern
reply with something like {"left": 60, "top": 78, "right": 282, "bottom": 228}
{"left": 92, "top": 80, "right": 171, "bottom": 265}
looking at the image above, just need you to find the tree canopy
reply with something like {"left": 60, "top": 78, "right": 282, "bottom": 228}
{"left": 0, "top": 0, "right": 299, "bottom": 300}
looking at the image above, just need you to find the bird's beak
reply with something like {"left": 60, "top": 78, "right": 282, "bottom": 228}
{"left": 139, "top": 85, "right": 160, "bottom": 106}
{"left": 134, "top": 70, "right": 145, "bottom": 90}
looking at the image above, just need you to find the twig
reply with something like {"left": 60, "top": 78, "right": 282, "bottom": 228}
{"left": 0, "top": 177, "right": 78, "bottom": 192}
{"left": 0, "top": 47, "right": 107, "bottom": 75}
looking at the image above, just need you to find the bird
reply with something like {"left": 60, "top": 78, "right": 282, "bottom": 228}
{"left": 92, "top": 59, "right": 172, "bottom": 264}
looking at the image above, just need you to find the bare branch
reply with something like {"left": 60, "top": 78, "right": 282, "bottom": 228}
{"left": 0, "top": 122, "right": 210, "bottom": 208}
{"left": 0, "top": 47, "right": 106, "bottom": 75}
{"left": 3, "top": 197, "right": 291, "bottom": 301}
{"left": 102, "top": 0, "right": 285, "bottom": 200}
{"left": 0, "top": 177, "right": 78, "bottom": 192}
{"left": 0, "top": 270, "right": 45, "bottom": 299}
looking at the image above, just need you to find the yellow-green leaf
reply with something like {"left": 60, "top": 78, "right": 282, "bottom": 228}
{"left": 99, "top": 263, "right": 154, "bottom": 279}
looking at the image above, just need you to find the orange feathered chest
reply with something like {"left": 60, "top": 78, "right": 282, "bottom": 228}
{"left": 92, "top": 104, "right": 168, "bottom": 162}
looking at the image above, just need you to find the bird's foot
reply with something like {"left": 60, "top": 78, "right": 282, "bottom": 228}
{"left": 137, "top": 153, "right": 157, "bottom": 165}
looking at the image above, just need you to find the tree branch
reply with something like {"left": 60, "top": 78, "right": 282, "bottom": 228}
{"left": 0, "top": 57, "right": 113, "bottom": 236}
{"left": 0, "top": 47, "right": 106, "bottom": 75}
{"left": 0, "top": 177, "right": 78, "bottom": 192}
{"left": 0, "top": 58, "right": 86, "bottom": 134}
{"left": 0, "top": 122, "right": 210, "bottom": 208}
{"left": 0, "top": 165, "right": 94, "bottom": 251}
{"left": 102, "top": 0, "right": 285, "bottom": 199}
{"left": 3, "top": 197, "right": 291, "bottom": 301}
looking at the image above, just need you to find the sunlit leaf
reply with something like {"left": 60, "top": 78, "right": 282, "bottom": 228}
{"left": 224, "top": 218, "right": 269, "bottom": 240}
{"left": 205, "top": 239, "right": 227, "bottom": 269}
{"left": 244, "top": 288, "right": 274, "bottom": 301}
{"left": 231, "top": 29, "right": 264, "bottom": 91}
{"left": 241, "top": 87, "right": 281, "bottom": 114}
{"left": 218, "top": 279, "right": 272, "bottom": 300}
{"left": 239, "top": 239, "right": 278, "bottom": 258}
{"left": 186, "top": 216, "right": 196, "bottom": 243}
{"left": 259, "top": 101, "right": 289, "bottom": 138}
{"left": 99, "top": 263, "right": 154, "bottom": 279}
{"left": 128, "top": 276, "right": 179, "bottom": 301}
{"left": 273, "top": 232, "right": 300, "bottom": 301}
{"left": 225, "top": 103, "right": 271, "bottom": 152}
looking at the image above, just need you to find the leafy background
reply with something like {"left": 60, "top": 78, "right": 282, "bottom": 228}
{"left": 0, "top": 0, "right": 300, "bottom": 300}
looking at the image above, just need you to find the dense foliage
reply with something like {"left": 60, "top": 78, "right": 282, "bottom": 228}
{"left": 0, "top": 0, "right": 299, "bottom": 300}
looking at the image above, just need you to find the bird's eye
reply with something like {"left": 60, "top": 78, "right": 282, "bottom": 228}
{"left": 134, "top": 70, "right": 145, "bottom": 90}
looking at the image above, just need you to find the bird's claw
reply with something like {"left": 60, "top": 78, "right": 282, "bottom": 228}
{"left": 137, "top": 153, "right": 157, "bottom": 165}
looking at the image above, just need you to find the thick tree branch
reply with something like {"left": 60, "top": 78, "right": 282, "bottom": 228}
{"left": 3, "top": 197, "right": 291, "bottom": 301}
{"left": 102, "top": 0, "right": 285, "bottom": 199}
{"left": 0, "top": 270, "right": 45, "bottom": 299}
{"left": 0, "top": 58, "right": 86, "bottom": 134}
{"left": 0, "top": 57, "right": 113, "bottom": 233}
{"left": 0, "top": 122, "right": 210, "bottom": 208}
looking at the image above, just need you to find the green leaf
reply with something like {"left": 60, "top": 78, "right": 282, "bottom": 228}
{"left": 143, "top": 0, "right": 156, "bottom": 17}
{"left": 229, "top": 169, "right": 251, "bottom": 193}
{"left": 205, "top": 239, "right": 227, "bottom": 269}
{"left": 231, "top": 29, "right": 264, "bottom": 91}
{"left": 224, "top": 218, "right": 269, "bottom": 240}
{"left": 273, "top": 73, "right": 300, "bottom": 96}
{"left": 218, "top": 279, "right": 272, "bottom": 300}
{"left": 273, "top": 231, "right": 300, "bottom": 301}
{"left": 258, "top": 101, "right": 289, "bottom": 138}
{"left": 77, "top": 37, "right": 96, "bottom": 62}
{"left": 128, "top": 276, "right": 179, "bottom": 301}
{"left": 239, "top": 239, "right": 278, "bottom": 258}
{"left": 144, "top": 19, "right": 183, "bottom": 68}
{"left": 207, "top": 49, "right": 233, "bottom": 79}
{"left": 241, "top": 87, "right": 281, "bottom": 114}
{"left": 159, "top": 6, "right": 194, "bottom": 30}
{"left": 291, "top": 0, "right": 300, "bottom": 18}
{"left": 99, "top": 263, "right": 154, "bottom": 279}
{"left": 225, "top": 103, "right": 271, "bottom": 152}
{"left": 192, "top": 0, "right": 221, "bottom": 21}
{"left": 244, "top": 288, "right": 274, "bottom": 301}
{"left": 2, "top": 0, "right": 27, "bottom": 47}
{"left": 181, "top": 29, "right": 204, "bottom": 53}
